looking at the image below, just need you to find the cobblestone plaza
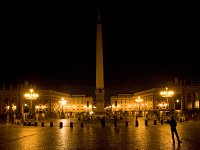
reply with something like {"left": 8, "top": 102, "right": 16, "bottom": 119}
{"left": 0, "top": 118, "right": 200, "bottom": 150}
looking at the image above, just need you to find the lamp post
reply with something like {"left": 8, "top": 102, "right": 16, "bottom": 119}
{"left": 12, "top": 104, "right": 16, "bottom": 123}
{"left": 24, "top": 89, "right": 39, "bottom": 114}
{"left": 160, "top": 87, "right": 174, "bottom": 110}
{"left": 59, "top": 98, "right": 66, "bottom": 118}
{"left": 6, "top": 105, "right": 10, "bottom": 124}
{"left": 175, "top": 99, "right": 181, "bottom": 110}
{"left": 135, "top": 96, "right": 143, "bottom": 111}
{"left": 12, "top": 105, "right": 16, "bottom": 111}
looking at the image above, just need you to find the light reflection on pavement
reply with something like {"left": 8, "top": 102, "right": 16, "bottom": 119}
{"left": 0, "top": 118, "right": 200, "bottom": 150}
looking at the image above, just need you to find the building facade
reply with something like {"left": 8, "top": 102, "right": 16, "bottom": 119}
{"left": 111, "top": 81, "right": 200, "bottom": 116}
{"left": 0, "top": 83, "right": 93, "bottom": 122}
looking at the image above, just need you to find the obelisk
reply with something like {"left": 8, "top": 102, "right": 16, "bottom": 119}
{"left": 95, "top": 10, "right": 105, "bottom": 113}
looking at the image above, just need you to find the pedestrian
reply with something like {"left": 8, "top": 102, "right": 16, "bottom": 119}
{"left": 169, "top": 116, "right": 182, "bottom": 145}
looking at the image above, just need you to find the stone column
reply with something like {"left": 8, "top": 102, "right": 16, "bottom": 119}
{"left": 95, "top": 10, "right": 105, "bottom": 113}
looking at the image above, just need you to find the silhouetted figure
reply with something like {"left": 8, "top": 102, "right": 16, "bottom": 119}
{"left": 169, "top": 116, "right": 182, "bottom": 145}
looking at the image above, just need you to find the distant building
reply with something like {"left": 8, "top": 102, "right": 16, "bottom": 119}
{"left": 0, "top": 83, "right": 93, "bottom": 122}
{"left": 1, "top": 80, "right": 200, "bottom": 121}
{"left": 111, "top": 79, "right": 200, "bottom": 116}
{"left": 111, "top": 94, "right": 133, "bottom": 112}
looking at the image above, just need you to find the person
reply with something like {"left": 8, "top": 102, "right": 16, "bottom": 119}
{"left": 169, "top": 116, "right": 182, "bottom": 145}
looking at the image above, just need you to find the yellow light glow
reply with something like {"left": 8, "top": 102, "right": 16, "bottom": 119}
{"left": 136, "top": 96, "right": 143, "bottom": 102}
{"left": 158, "top": 103, "right": 168, "bottom": 107}
{"left": 24, "top": 89, "right": 39, "bottom": 100}
{"left": 160, "top": 87, "right": 174, "bottom": 97}
{"left": 12, "top": 105, "right": 16, "bottom": 110}
{"left": 59, "top": 98, "right": 67, "bottom": 106}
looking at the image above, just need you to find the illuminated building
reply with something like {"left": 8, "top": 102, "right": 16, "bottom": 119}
{"left": 0, "top": 82, "right": 93, "bottom": 122}
{"left": 111, "top": 79, "right": 200, "bottom": 116}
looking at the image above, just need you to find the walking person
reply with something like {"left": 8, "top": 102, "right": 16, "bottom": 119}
{"left": 169, "top": 116, "right": 182, "bottom": 145}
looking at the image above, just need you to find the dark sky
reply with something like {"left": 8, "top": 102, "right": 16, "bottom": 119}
{"left": 1, "top": 3, "right": 199, "bottom": 103}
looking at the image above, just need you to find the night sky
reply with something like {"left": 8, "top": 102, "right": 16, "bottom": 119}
{"left": 1, "top": 3, "right": 199, "bottom": 103}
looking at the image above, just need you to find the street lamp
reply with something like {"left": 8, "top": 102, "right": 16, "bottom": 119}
{"left": 175, "top": 99, "right": 181, "bottom": 110}
{"left": 6, "top": 105, "right": 10, "bottom": 124}
{"left": 160, "top": 87, "right": 174, "bottom": 110}
{"left": 135, "top": 96, "right": 143, "bottom": 111}
{"left": 24, "top": 89, "right": 39, "bottom": 114}
{"left": 12, "top": 104, "right": 17, "bottom": 123}
{"left": 59, "top": 98, "right": 66, "bottom": 118}
{"left": 12, "top": 105, "right": 16, "bottom": 111}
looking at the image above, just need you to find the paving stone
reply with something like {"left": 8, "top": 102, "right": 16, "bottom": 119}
{"left": 0, "top": 119, "right": 199, "bottom": 150}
